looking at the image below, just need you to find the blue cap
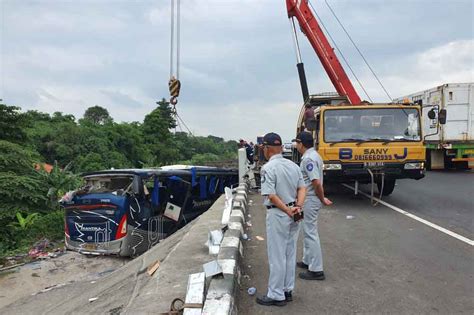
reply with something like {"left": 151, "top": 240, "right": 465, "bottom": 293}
{"left": 292, "top": 131, "right": 313, "bottom": 146}
{"left": 263, "top": 132, "right": 282, "bottom": 146}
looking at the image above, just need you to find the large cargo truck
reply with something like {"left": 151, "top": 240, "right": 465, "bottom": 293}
{"left": 394, "top": 83, "right": 474, "bottom": 170}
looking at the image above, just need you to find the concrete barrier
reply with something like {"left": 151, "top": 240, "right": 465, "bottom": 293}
{"left": 202, "top": 182, "right": 250, "bottom": 315}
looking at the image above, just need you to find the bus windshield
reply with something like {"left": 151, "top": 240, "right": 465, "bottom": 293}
{"left": 323, "top": 108, "right": 421, "bottom": 143}
{"left": 84, "top": 175, "right": 134, "bottom": 194}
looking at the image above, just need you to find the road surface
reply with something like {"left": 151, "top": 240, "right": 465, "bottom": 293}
{"left": 237, "top": 170, "right": 473, "bottom": 314}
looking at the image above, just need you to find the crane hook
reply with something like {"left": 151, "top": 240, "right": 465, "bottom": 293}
{"left": 169, "top": 76, "right": 181, "bottom": 105}
{"left": 170, "top": 96, "right": 178, "bottom": 105}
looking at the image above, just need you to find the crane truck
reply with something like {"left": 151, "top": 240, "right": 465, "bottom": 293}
{"left": 286, "top": 0, "right": 446, "bottom": 196}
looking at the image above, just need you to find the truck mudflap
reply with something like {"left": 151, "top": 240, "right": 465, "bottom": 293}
{"left": 323, "top": 162, "right": 425, "bottom": 183}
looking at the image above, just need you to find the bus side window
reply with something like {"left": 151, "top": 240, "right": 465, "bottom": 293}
{"left": 144, "top": 179, "right": 162, "bottom": 217}
{"left": 153, "top": 186, "right": 168, "bottom": 216}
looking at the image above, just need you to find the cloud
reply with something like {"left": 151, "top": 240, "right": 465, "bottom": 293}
{"left": 5, "top": 1, "right": 127, "bottom": 35}
{"left": 99, "top": 89, "right": 147, "bottom": 109}
{"left": 374, "top": 39, "right": 474, "bottom": 99}
{"left": 7, "top": 45, "right": 105, "bottom": 72}
{"left": 148, "top": 0, "right": 268, "bottom": 27}
{"left": 417, "top": 40, "right": 473, "bottom": 81}
{"left": 23, "top": 84, "right": 155, "bottom": 122}
{"left": 176, "top": 99, "right": 300, "bottom": 142}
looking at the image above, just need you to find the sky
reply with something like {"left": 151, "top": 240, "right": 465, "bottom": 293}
{"left": 1, "top": 0, "right": 473, "bottom": 142}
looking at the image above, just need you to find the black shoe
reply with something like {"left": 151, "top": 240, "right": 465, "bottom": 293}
{"left": 284, "top": 291, "right": 293, "bottom": 302}
{"left": 299, "top": 270, "right": 326, "bottom": 280}
{"left": 256, "top": 295, "right": 287, "bottom": 306}
{"left": 296, "top": 261, "right": 308, "bottom": 269}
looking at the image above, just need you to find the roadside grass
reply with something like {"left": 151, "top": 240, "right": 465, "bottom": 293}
{"left": 0, "top": 210, "right": 64, "bottom": 265}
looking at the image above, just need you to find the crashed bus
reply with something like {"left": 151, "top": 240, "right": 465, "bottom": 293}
{"left": 61, "top": 166, "right": 238, "bottom": 256}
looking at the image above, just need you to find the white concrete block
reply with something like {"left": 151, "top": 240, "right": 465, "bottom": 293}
{"left": 202, "top": 294, "right": 233, "bottom": 315}
{"left": 228, "top": 222, "right": 243, "bottom": 234}
{"left": 230, "top": 209, "right": 244, "bottom": 221}
{"left": 217, "top": 259, "right": 236, "bottom": 275}
{"left": 183, "top": 272, "right": 205, "bottom": 315}
{"left": 220, "top": 236, "right": 240, "bottom": 248}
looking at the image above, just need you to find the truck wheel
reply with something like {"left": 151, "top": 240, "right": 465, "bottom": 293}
{"left": 443, "top": 150, "right": 454, "bottom": 169}
{"left": 426, "top": 149, "right": 432, "bottom": 171}
{"left": 377, "top": 179, "right": 396, "bottom": 196}
{"left": 455, "top": 161, "right": 469, "bottom": 170}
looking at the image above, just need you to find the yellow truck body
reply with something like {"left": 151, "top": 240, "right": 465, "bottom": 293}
{"left": 296, "top": 99, "right": 426, "bottom": 195}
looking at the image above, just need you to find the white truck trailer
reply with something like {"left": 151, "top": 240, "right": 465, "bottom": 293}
{"left": 394, "top": 83, "right": 474, "bottom": 169}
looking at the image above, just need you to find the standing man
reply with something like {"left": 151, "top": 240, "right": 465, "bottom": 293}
{"left": 293, "top": 131, "right": 332, "bottom": 280}
{"left": 304, "top": 104, "right": 316, "bottom": 131}
{"left": 256, "top": 132, "right": 306, "bottom": 307}
{"left": 239, "top": 139, "right": 254, "bottom": 163}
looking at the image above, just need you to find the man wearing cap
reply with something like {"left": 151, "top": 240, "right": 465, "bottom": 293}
{"left": 293, "top": 131, "right": 333, "bottom": 280}
{"left": 256, "top": 132, "right": 306, "bottom": 307}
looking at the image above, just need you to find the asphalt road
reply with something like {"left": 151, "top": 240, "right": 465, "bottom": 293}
{"left": 237, "top": 171, "right": 474, "bottom": 314}
{"left": 371, "top": 170, "right": 474, "bottom": 240}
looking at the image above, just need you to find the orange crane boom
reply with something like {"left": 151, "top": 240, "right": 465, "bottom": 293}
{"left": 286, "top": 0, "right": 362, "bottom": 104}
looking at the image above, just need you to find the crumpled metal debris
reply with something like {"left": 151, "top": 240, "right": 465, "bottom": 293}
{"left": 206, "top": 230, "right": 223, "bottom": 255}
{"left": 60, "top": 190, "right": 76, "bottom": 203}
{"left": 28, "top": 239, "right": 65, "bottom": 260}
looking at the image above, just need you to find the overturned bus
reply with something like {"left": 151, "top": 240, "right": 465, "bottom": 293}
{"left": 61, "top": 166, "right": 238, "bottom": 257}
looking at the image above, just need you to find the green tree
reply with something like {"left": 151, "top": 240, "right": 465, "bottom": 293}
{"left": 143, "top": 100, "right": 176, "bottom": 139}
{"left": 38, "top": 161, "right": 81, "bottom": 208}
{"left": 0, "top": 140, "right": 48, "bottom": 212}
{"left": 142, "top": 99, "right": 178, "bottom": 165}
{"left": 106, "top": 122, "right": 151, "bottom": 168}
{"left": 51, "top": 111, "right": 76, "bottom": 123}
{"left": 83, "top": 105, "right": 112, "bottom": 125}
{"left": 0, "top": 104, "right": 29, "bottom": 144}
{"left": 76, "top": 152, "right": 107, "bottom": 172}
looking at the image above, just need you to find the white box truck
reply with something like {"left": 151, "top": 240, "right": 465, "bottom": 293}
{"left": 394, "top": 83, "right": 474, "bottom": 169}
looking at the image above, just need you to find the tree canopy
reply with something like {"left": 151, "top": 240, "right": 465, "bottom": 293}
{"left": 1, "top": 101, "right": 238, "bottom": 173}
{"left": 82, "top": 105, "right": 113, "bottom": 125}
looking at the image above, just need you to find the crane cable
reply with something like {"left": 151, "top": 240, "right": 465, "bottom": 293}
{"left": 323, "top": 0, "right": 393, "bottom": 101}
{"left": 175, "top": 111, "right": 194, "bottom": 136}
{"left": 307, "top": 1, "right": 373, "bottom": 103}
{"left": 168, "top": 0, "right": 193, "bottom": 137}
{"left": 169, "top": 0, "right": 181, "bottom": 106}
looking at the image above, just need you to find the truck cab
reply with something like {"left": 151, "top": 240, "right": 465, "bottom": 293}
{"left": 294, "top": 94, "right": 426, "bottom": 195}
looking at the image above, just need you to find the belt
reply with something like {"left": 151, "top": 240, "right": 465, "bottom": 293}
{"left": 266, "top": 201, "right": 296, "bottom": 210}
